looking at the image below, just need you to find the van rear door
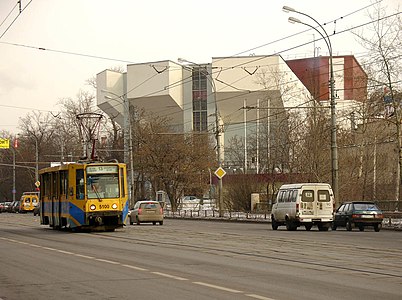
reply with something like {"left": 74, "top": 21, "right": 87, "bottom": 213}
{"left": 299, "top": 189, "right": 315, "bottom": 218}
{"left": 316, "top": 189, "right": 333, "bottom": 218}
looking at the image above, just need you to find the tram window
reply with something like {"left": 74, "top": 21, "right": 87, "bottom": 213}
{"left": 76, "top": 170, "right": 84, "bottom": 199}
{"left": 87, "top": 174, "right": 119, "bottom": 199}
{"left": 120, "top": 168, "right": 125, "bottom": 198}
{"left": 60, "top": 171, "right": 68, "bottom": 195}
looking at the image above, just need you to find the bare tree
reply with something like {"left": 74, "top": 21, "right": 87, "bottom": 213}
{"left": 353, "top": 2, "right": 402, "bottom": 209}
{"left": 133, "top": 111, "right": 215, "bottom": 211}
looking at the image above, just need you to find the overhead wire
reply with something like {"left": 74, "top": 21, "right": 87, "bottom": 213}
{"left": 0, "top": 0, "right": 33, "bottom": 40}
{"left": 1, "top": 1, "right": 399, "bottom": 133}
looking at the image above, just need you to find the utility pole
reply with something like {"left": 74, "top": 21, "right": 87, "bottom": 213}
{"left": 284, "top": 5, "right": 339, "bottom": 206}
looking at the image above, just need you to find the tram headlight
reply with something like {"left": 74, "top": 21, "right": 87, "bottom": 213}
{"left": 112, "top": 203, "right": 118, "bottom": 209}
{"left": 90, "top": 204, "right": 96, "bottom": 210}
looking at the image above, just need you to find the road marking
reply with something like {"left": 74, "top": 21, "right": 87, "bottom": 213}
{"left": 74, "top": 254, "right": 95, "bottom": 259}
{"left": 246, "top": 294, "right": 276, "bottom": 300}
{"left": 42, "top": 246, "right": 57, "bottom": 251}
{"left": 95, "top": 258, "right": 120, "bottom": 265}
{"left": 121, "top": 264, "right": 148, "bottom": 271}
{"left": 15, "top": 241, "right": 29, "bottom": 245}
{"left": 56, "top": 250, "right": 74, "bottom": 255}
{"left": 193, "top": 281, "right": 243, "bottom": 293}
{"left": 0, "top": 236, "right": 276, "bottom": 300}
{"left": 151, "top": 271, "right": 188, "bottom": 281}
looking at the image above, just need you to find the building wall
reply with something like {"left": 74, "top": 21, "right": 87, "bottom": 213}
{"left": 96, "top": 69, "right": 126, "bottom": 125}
{"left": 96, "top": 55, "right": 315, "bottom": 170}
{"left": 286, "top": 55, "right": 367, "bottom": 102}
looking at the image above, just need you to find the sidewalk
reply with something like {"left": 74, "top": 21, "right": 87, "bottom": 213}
{"left": 164, "top": 209, "right": 402, "bottom": 231}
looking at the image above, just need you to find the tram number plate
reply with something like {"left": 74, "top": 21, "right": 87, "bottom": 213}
{"left": 99, "top": 204, "right": 110, "bottom": 209}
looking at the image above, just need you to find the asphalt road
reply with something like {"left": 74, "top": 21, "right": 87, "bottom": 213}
{"left": 1, "top": 213, "right": 401, "bottom": 300}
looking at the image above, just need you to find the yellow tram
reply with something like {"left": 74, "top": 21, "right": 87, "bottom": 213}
{"left": 39, "top": 161, "right": 129, "bottom": 231}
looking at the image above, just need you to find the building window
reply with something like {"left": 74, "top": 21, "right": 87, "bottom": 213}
{"left": 192, "top": 67, "right": 208, "bottom": 132}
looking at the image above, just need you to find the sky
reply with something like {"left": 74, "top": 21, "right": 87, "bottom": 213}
{"left": 0, "top": 0, "right": 400, "bottom": 134}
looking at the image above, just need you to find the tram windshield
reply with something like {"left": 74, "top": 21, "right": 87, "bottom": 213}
{"left": 86, "top": 166, "right": 120, "bottom": 199}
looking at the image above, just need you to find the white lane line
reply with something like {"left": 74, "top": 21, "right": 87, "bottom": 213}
{"left": 95, "top": 258, "right": 120, "bottom": 265}
{"left": 42, "top": 247, "right": 57, "bottom": 251}
{"left": 15, "top": 241, "right": 29, "bottom": 245}
{"left": 121, "top": 264, "right": 148, "bottom": 271}
{"left": 151, "top": 272, "right": 188, "bottom": 281}
{"left": 74, "top": 254, "right": 95, "bottom": 259}
{"left": 56, "top": 250, "right": 74, "bottom": 255}
{"left": 0, "top": 236, "right": 275, "bottom": 300}
{"left": 193, "top": 281, "right": 243, "bottom": 293}
{"left": 246, "top": 294, "right": 276, "bottom": 300}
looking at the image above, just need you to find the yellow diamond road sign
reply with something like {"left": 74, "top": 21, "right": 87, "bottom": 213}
{"left": 214, "top": 167, "right": 226, "bottom": 179}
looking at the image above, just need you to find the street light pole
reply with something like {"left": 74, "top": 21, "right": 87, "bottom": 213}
{"left": 35, "top": 137, "right": 39, "bottom": 182}
{"left": 102, "top": 90, "right": 135, "bottom": 208}
{"left": 283, "top": 6, "right": 339, "bottom": 205}
{"left": 178, "top": 58, "right": 224, "bottom": 217}
{"left": 12, "top": 146, "right": 16, "bottom": 202}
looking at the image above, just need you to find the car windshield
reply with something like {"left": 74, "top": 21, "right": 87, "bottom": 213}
{"left": 354, "top": 203, "right": 379, "bottom": 211}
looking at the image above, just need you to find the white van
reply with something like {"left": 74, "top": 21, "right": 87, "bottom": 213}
{"left": 271, "top": 183, "right": 334, "bottom": 231}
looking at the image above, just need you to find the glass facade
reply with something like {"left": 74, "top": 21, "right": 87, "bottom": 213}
{"left": 192, "top": 67, "right": 208, "bottom": 132}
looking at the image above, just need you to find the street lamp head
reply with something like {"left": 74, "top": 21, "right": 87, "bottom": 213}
{"left": 104, "top": 95, "right": 113, "bottom": 100}
{"left": 288, "top": 16, "right": 302, "bottom": 24}
{"left": 282, "top": 5, "right": 296, "bottom": 13}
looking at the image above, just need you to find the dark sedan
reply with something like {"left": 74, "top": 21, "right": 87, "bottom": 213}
{"left": 332, "top": 201, "right": 383, "bottom": 232}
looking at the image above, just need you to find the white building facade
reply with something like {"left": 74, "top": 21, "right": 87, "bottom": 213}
{"left": 96, "top": 55, "right": 312, "bottom": 171}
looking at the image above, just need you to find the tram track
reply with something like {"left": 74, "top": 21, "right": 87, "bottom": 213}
{"left": 2, "top": 215, "right": 402, "bottom": 280}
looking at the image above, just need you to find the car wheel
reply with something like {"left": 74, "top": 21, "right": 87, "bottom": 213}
{"left": 159, "top": 221, "right": 163, "bottom": 225}
{"left": 374, "top": 223, "right": 381, "bottom": 232}
{"left": 346, "top": 219, "right": 352, "bottom": 231}
{"left": 305, "top": 224, "right": 313, "bottom": 231}
{"left": 331, "top": 223, "right": 337, "bottom": 231}
{"left": 286, "top": 219, "right": 296, "bottom": 231}
{"left": 271, "top": 216, "right": 279, "bottom": 230}
{"left": 152, "top": 222, "right": 156, "bottom": 225}
{"left": 358, "top": 224, "right": 364, "bottom": 231}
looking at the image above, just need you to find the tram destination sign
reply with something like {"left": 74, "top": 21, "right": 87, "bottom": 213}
{"left": 86, "top": 165, "right": 118, "bottom": 174}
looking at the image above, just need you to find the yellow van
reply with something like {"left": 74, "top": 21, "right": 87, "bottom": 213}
{"left": 20, "top": 192, "right": 40, "bottom": 213}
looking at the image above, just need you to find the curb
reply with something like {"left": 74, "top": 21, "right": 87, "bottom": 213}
{"left": 165, "top": 216, "right": 402, "bottom": 230}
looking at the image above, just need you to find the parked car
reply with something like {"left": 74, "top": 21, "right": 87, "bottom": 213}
{"left": 129, "top": 200, "right": 164, "bottom": 225}
{"left": 179, "top": 195, "right": 202, "bottom": 211}
{"left": 8, "top": 200, "right": 21, "bottom": 213}
{"left": 332, "top": 201, "right": 383, "bottom": 232}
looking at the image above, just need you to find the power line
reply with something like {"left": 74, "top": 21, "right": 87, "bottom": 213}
{"left": 0, "top": 0, "right": 33, "bottom": 40}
